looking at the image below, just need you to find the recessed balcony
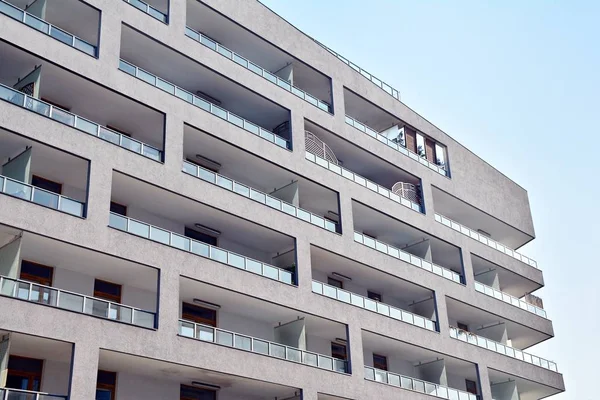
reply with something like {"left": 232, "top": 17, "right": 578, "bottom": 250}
{"left": 304, "top": 120, "right": 424, "bottom": 213}
{"left": 0, "top": 128, "right": 89, "bottom": 217}
{"left": 0, "top": 226, "right": 158, "bottom": 328}
{"left": 0, "top": 0, "right": 100, "bottom": 56}
{"left": 123, "top": 0, "right": 167, "bottom": 23}
{"left": 310, "top": 246, "right": 438, "bottom": 332}
{"left": 363, "top": 331, "right": 481, "bottom": 400}
{"left": 344, "top": 89, "right": 449, "bottom": 177}
{"left": 120, "top": 24, "right": 292, "bottom": 150}
{"left": 183, "top": 124, "right": 341, "bottom": 233}
{"left": 0, "top": 41, "right": 165, "bottom": 161}
{"left": 178, "top": 278, "right": 349, "bottom": 374}
{"left": 109, "top": 172, "right": 297, "bottom": 285}
{"left": 353, "top": 201, "right": 464, "bottom": 284}
{"left": 488, "top": 368, "right": 564, "bottom": 400}
{"left": 186, "top": 0, "right": 332, "bottom": 113}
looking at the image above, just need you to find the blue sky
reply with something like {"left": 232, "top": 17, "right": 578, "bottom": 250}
{"left": 259, "top": 1, "right": 599, "bottom": 398}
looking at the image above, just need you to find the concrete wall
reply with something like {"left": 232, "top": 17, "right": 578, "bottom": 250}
{"left": 0, "top": 237, "right": 21, "bottom": 280}
{"left": 2, "top": 147, "right": 31, "bottom": 184}
{"left": 41, "top": 359, "right": 70, "bottom": 395}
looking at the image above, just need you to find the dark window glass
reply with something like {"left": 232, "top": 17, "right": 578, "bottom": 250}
{"left": 110, "top": 202, "right": 127, "bottom": 216}
{"left": 457, "top": 322, "right": 469, "bottom": 332}
{"left": 327, "top": 277, "right": 343, "bottom": 289}
{"left": 367, "top": 291, "right": 382, "bottom": 302}
{"left": 185, "top": 227, "right": 217, "bottom": 246}
{"left": 31, "top": 175, "right": 62, "bottom": 194}
{"left": 465, "top": 379, "right": 478, "bottom": 394}
{"left": 331, "top": 343, "right": 347, "bottom": 360}
{"left": 97, "top": 370, "right": 117, "bottom": 385}
{"left": 180, "top": 384, "right": 216, "bottom": 400}
{"left": 8, "top": 356, "right": 43, "bottom": 374}
{"left": 96, "top": 370, "right": 116, "bottom": 400}
{"left": 20, "top": 260, "right": 53, "bottom": 283}
{"left": 182, "top": 302, "right": 217, "bottom": 326}
{"left": 94, "top": 279, "right": 122, "bottom": 303}
{"left": 373, "top": 354, "right": 388, "bottom": 371}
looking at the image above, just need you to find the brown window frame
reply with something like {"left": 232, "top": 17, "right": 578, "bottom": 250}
{"left": 7, "top": 355, "right": 44, "bottom": 391}
{"left": 31, "top": 175, "right": 62, "bottom": 195}
{"left": 331, "top": 342, "right": 347, "bottom": 360}
{"left": 327, "top": 277, "right": 343, "bottom": 289}
{"left": 373, "top": 353, "right": 388, "bottom": 371}
{"left": 110, "top": 201, "right": 128, "bottom": 217}
{"left": 465, "top": 379, "right": 478, "bottom": 394}
{"left": 97, "top": 370, "right": 117, "bottom": 400}
{"left": 457, "top": 322, "right": 469, "bottom": 332}
{"left": 93, "top": 279, "right": 122, "bottom": 304}
{"left": 19, "top": 260, "right": 54, "bottom": 286}
{"left": 182, "top": 302, "right": 217, "bottom": 327}
{"left": 180, "top": 384, "right": 216, "bottom": 400}
{"left": 367, "top": 291, "right": 382, "bottom": 302}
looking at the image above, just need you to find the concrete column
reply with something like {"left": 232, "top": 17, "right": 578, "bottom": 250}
{"left": 156, "top": 264, "right": 181, "bottom": 338}
{"left": 69, "top": 341, "right": 100, "bottom": 400}
{"left": 433, "top": 291, "right": 450, "bottom": 334}
{"left": 420, "top": 177, "right": 435, "bottom": 217}
{"left": 294, "top": 238, "right": 312, "bottom": 293}
{"left": 290, "top": 107, "right": 307, "bottom": 162}
{"left": 167, "top": 0, "right": 188, "bottom": 37}
{"left": 338, "top": 191, "right": 355, "bottom": 243}
{"left": 476, "top": 364, "right": 494, "bottom": 400}
{"left": 301, "top": 388, "right": 318, "bottom": 400}
{"left": 162, "top": 114, "right": 185, "bottom": 175}
{"left": 0, "top": 236, "right": 21, "bottom": 281}
{"left": 460, "top": 244, "right": 476, "bottom": 289}
{"left": 83, "top": 158, "right": 114, "bottom": 228}
{"left": 347, "top": 322, "right": 364, "bottom": 377}
{"left": 96, "top": 3, "right": 122, "bottom": 69}
{"left": 330, "top": 79, "right": 346, "bottom": 133}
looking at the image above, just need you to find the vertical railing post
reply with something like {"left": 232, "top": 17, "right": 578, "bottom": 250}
{"left": 96, "top": 123, "right": 101, "bottom": 137}
{"left": 12, "top": 278, "right": 18, "bottom": 297}
{"left": 27, "top": 282, "right": 33, "bottom": 301}
{"left": 71, "top": 34, "right": 75, "bottom": 47}
{"left": 3, "top": 388, "right": 8, "bottom": 400}
{"left": 140, "top": 143, "right": 144, "bottom": 156}
{"left": 57, "top": 195, "right": 62, "bottom": 211}
{"left": 55, "top": 289, "right": 60, "bottom": 308}
{"left": 30, "top": 186, "right": 35, "bottom": 202}
{"left": 82, "top": 296, "right": 86, "bottom": 313}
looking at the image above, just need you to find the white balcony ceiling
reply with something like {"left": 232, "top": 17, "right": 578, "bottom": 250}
{"left": 488, "top": 368, "right": 562, "bottom": 400}
{"left": 344, "top": 89, "right": 400, "bottom": 132}
{"left": 0, "top": 330, "right": 72, "bottom": 363}
{"left": 471, "top": 254, "right": 542, "bottom": 297}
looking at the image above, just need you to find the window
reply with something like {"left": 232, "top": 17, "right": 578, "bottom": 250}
{"left": 416, "top": 133, "right": 426, "bottom": 158}
{"left": 96, "top": 370, "right": 117, "bottom": 400}
{"left": 373, "top": 354, "right": 388, "bottom": 371}
{"left": 331, "top": 342, "right": 347, "bottom": 360}
{"left": 465, "top": 379, "right": 478, "bottom": 395}
{"left": 180, "top": 384, "right": 216, "bottom": 400}
{"left": 6, "top": 355, "right": 43, "bottom": 391}
{"left": 367, "top": 291, "right": 382, "bottom": 302}
{"left": 94, "top": 279, "right": 122, "bottom": 303}
{"left": 457, "top": 322, "right": 469, "bottom": 332}
{"left": 110, "top": 202, "right": 127, "bottom": 216}
{"left": 327, "top": 277, "right": 343, "bottom": 289}
{"left": 31, "top": 175, "right": 62, "bottom": 195}
{"left": 182, "top": 302, "right": 217, "bottom": 327}
{"left": 435, "top": 143, "right": 446, "bottom": 168}
{"left": 20, "top": 260, "right": 53, "bottom": 286}
{"left": 184, "top": 227, "right": 217, "bottom": 246}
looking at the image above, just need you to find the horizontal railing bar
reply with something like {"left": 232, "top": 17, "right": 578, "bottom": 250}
{"left": 1, "top": 174, "right": 83, "bottom": 204}
{"left": 474, "top": 281, "right": 547, "bottom": 318}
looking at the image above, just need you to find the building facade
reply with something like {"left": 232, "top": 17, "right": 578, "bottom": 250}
{"left": 0, "top": 0, "right": 565, "bottom": 399}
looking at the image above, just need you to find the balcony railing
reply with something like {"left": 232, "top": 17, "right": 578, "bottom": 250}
{"left": 185, "top": 26, "right": 332, "bottom": 113}
{"left": 434, "top": 213, "right": 538, "bottom": 269}
{"left": 365, "top": 366, "right": 479, "bottom": 400}
{"left": 305, "top": 151, "right": 422, "bottom": 213}
{"left": 312, "top": 280, "right": 436, "bottom": 331}
{"left": 0, "top": 0, "right": 96, "bottom": 56}
{"left": 0, "top": 388, "right": 66, "bottom": 400}
{"left": 0, "top": 275, "right": 155, "bottom": 328}
{"left": 183, "top": 160, "right": 339, "bottom": 233}
{"left": 354, "top": 232, "right": 463, "bottom": 284}
{"left": 0, "top": 175, "right": 84, "bottom": 217}
{"left": 0, "top": 82, "right": 162, "bottom": 161}
{"left": 119, "top": 59, "right": 291, "bottom": 150}
{"left": 474, "top": 281, "right": 547, "bottom": 318}
{"left": 345, "top": 115, "right": 449, "bottom": 177}
{"left": 109, "top": 213, "right": 294, "bottom": 285}
{"left": 123, "top": 0, "right": 167, "bottom": 23}
{"left": 179, "top": 319, "right": 348, "bottom": 373}
{"left": 450, "top": 326, "right": 558, "bottom": 373}
{"left": 312, "top": 39, "right": 401, "bottom": 101}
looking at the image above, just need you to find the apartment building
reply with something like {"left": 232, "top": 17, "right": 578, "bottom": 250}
{"left": 0, "top": 0, "right": 565, "bottom": 399}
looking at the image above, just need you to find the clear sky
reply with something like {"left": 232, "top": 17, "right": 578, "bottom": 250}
{"left": 259, "top": 1, "right": 599, "bottom": 398}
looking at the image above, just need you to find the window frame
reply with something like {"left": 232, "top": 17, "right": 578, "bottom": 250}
{"left": 327, "top": 277, "right": 343, "bottom": 289}
{"left": 330, "top": 342, "right": 347, "bottom": 360}
{"left": 110, "top": 201, "right": 128, "bottom": 217}
{"left": 373, "top": 353, "right": 388, "bottom": 371}
{"left": 31, "top": 175, "right": 62, "bottom": 195}
{"left": 182, "top": 302, "right": 217, "bottom": 327}
{"left": 19, "top": 260, "right": 54, "bottom": 286}
{"left": 93, "top": 279, "right": 122, "bottom": 304}
{"left": 96, "top": 370, "right": 117, "bottom": 400}
{"left": 7, "top": 355, "right": 44, "bottom": 391}
{"left": 367, "top": 291, "right": 382, "bottom": 302}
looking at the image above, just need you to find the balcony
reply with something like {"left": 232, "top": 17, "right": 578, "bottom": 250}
{"left": 474, "top": 282, "right": 546, "bottom": 318}
{"left": 179, "top": 278, "right": 349, "bottom": 374}
{"left": 109, "top": 172, "right": 297, "bottom": 285}
{"left": 0, "top": 226, "right": 158, "bottom": 328}
{"left": 488, "top": 368, "right": 564, "bottom": 400}
{"left": 186, "top": 0, "right": 332, "bottom": 113}
{"left": 120, "top": 25, "right": 292, "bottom": 149}
{"left": 183, "top": 125, "right": 341, "bottom": 233}
{"left": 363, "top": 331, "right": 481, "bottom": 399}
{"left": 123, "top": 0, "right": 167, "bottom": 23}
{"left": 0, "top": 0, "right": 99, "bottom": 56}
{"left": 0, "top": 41, "right": 165, "bottom": 161}
{"left": 97, "top": 349, "right": 302, "bottom": 399}
{"left": 304, "top": 121, "right": 423, "bottom": 213}
{"left": 311, "top": 246, "right": 437, "bottom": 332}
{"left": 344, "top": 89, "right": 449, "bottom": 177}
{"left": 0, "top": 128, "right": 89, "bottom": 217}
{"left": 0, "top": 330, "right": 71, "bottom": 398}
{"left": 353, "top": 201, "right": 464, "bottom": 284}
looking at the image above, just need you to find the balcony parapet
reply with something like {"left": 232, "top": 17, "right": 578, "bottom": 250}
{"left": 475, "top": 282, "right": 547, "bottom": 319}
{"left": 123, "top": 0, "right": 167, "bottom": 23}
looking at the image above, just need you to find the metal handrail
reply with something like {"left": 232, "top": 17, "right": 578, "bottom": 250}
{"left": 365, "top": 365, "right": 479, "bottom": 400}
{"left": 123, "top": 0, "right": 167, "bottom": 22}
{"left": 434, "top": 213, "right": 538, "bottom": 269}
{"left": 182, "top": 160, "right": 339, "bottom": 233}
{"left": 185, "top": 26, "right": 332, "bottom": 113}
{"left": 0, "top": 0, "right": 96, "bottom": 56}
{"left": 474, "top": 281, "right": 547, "bottom": 318}
{"left": 449, "top": 326, "right": 558, "bottom": 372}
{"left": 179, "top": 319, "right": 348, "bottom": 373}
{"left": 353, "top": 231, "right": 463, "bottom": 284}
{"left": 312, "top": 280, "right": 436, "bottom": 331}
{"left": 344, "top": 115, "right": 449, "bottom": 177}
{"left": 0, "top": 275, "right": 155, "bottom": 328}
{"left": 108, "top": 212, "right": 295, "bottom": 285}
{"left": 119, "top": 59, "right": 291, "bottom": 150}
{"left": 0, "top": 387, "right": 67, "bottom": 400}
{"left": 0, "top": 82, "right": 162, "bottom": 161}
{"left": 0, "top": 174, "right": 84, "bottom": 217}
{"left": 305, "top": 151, "right": 422, "bottom": 213}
